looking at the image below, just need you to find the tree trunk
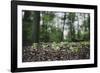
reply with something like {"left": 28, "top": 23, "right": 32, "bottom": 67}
{"left": 61, "top": 12, "right": 66, "bottom": 41}
{"left": 77, "top": 13, "right": 80, "bottom": 39}
{"left": 23, "top": 11, "right": 32, "bottom": 46}
{"left": 32, "top": 11, "right": 40, "bottom": 43}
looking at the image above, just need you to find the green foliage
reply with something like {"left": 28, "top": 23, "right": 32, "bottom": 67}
{"left": 22, "top": 11, "right": 90, "bottom": 45}
{"left": 42, "top": 12, "right": 55, "bottom": 22}
{"left": 31, "top": 42, "right": 89, "bottom": 53}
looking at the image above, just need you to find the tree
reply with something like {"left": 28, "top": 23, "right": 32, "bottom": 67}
{"left": 32, "top": 11, "right": 40, "bottom": 43}
{"left": 39, "top": 11, "right": 55, "bottom": 42}
{"left": 87, "top": 14, "right": 90, "bottom": 40}
{"left": 67, "top": 13, "right": 76, "bottom": 41}
{"left": 76, "top": 13, "right": 82, "bottom": 41}
{"left": 82, "top": 13, "right": 90, "bottom": 40}
{"left": 22, "top": 11, "right": 33, "bottom": 46}
{"left": 60, "top": 12, "right": 67, "bottom": 41}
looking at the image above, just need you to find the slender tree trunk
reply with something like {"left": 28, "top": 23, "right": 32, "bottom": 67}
{"left": 87, "top": 14, "right": 90, "bottom": 40}
{"left": 77, "top": 13, "right": 80, "bottom": 39}
{"left": 70, "top": 18, "right": 73, "bottom": 41}
{"left": 61, "top": 12, "right": 66, "bottom": 41}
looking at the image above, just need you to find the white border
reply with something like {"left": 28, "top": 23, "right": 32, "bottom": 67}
{"left": 17, "top": 5, "right": 94, "bottom": 68}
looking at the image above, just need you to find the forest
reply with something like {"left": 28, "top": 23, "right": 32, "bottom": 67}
{"left": 22, "top": 10, "right": 90, "bottom": 62}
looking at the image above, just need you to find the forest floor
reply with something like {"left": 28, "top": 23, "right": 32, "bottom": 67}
{"left": 22, "top": 42, "right": 90, "bottom": 62}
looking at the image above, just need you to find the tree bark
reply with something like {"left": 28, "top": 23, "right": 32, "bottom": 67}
{"left": 32, "top": 11, "right": 40, "bottom": 43}
{"left": 61, "top": 12, "right": 66, "bottom": 41}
